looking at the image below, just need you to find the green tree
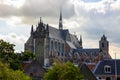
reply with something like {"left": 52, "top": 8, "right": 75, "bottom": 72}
{"left": 44, "top": 61, "right": 84, "bottom": 80}
{"left": 0, "top": 39, "right": 22, "bottom": 70}
{"left": 0, "top": 60, "right": 32, "bottom": 80}
{"left": 21, "top": 51, "right": 35, "bottom": 61}
{"left": 0, "top": 39, "right": 14, "bottom": 58}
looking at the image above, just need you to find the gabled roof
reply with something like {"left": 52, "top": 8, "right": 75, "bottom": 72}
{"left": 49, "top": 26, "right": 64, "bottom": 42}
{"left": 78, "top": 63, "right": 97, "bottom": 80}
{"left": 66, "top": 41, "right": 76, "bottom": 49}
{"left": 60, "top": 29, "right": 69, "bottom": 40}
{"left": 73, "top": 48, "right": 99, "bottom": 56}
{"left": 25, "top": 36, "right": 33, "bottom": 45}
{"left": 70, "top": 34, "right": 80, "bottom": 48}
{"left": 93, "top": 59, "right": 120, "bottom": 75}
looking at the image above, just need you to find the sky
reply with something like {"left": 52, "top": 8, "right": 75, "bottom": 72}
{"left": 0, "top": 0, "right": 120, "bottom": 59}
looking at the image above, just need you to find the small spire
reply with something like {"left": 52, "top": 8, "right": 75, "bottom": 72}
{"left": 101, "top": 34, "right": 107, "bottom": 40}
{"left": 31, "top": 25, "right": 34, "bottom": 35}
{"left": 59, "top": 9, "right": 63, "bottom": 30}
{"left": 79, "top": 35, "right": 83, "bottom": 48}
{"left": 40, "top": 17, "right": 42, "bottom": 23}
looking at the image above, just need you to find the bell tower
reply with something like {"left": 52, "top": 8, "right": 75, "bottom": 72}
{"left": 99, "top": 34, "right": 109, "bottom": 53}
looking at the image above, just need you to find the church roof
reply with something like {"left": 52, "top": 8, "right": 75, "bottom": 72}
{"left": 49, "top": 26, "right": 64, "bottom": 42}
{"left": 93, "top": 59, "right": 120, "bottom": 75}
{"left": 66, "top": 41, "right": 76, "bottom": 49}
{"left": 60, "top": 29, "right": 69, "bottom": 40}
{"left": 73, "top": 48, "right": 99, "bottom": 56}
{"left": 25, "top": 36, "right": 33, "bottom": 45}
{"left": 70, "top": 34, "right": 80, "bottom": 48}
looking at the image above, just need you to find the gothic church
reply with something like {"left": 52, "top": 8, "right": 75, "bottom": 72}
{"left": 25, "top": 11, "right": 111, "bottom": 67}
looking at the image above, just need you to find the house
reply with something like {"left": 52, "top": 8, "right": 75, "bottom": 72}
{"left": 78, "top": 63, "right": 97, "bottom": 80}
{"left": 24, "top": 60, "right": 45, "bottom": 80}
{"left": 93, "top": 59, "right": 120, "bottom": 80}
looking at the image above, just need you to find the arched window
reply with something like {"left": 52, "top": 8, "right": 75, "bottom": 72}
{"left": 102, "top": 43, "right": 104, "bottom": 47}
{"left": 58, "top": 42, "right": 60, "bottom": 52}
{"left": 55, "top": 41, "right": 57, "bottom": 51}
{"left": 51, "top": 41, "right": 53, "bottom": 50}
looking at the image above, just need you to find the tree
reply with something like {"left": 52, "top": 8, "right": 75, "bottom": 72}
{"left": 44, "top": 61, "right": 84, "bottom": 80}
{"left": 0, "top": 39, "right": 14, "bottom": 58}
{"left": 0, "top": 39, "right": 22, "bottom": 70}
{"left": 0, "top": 60, "right": 32, "bottom": 80}
{"left": 21, "top": 51, "right": 35, "bottom": 61}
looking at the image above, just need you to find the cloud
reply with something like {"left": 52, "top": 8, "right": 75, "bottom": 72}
{"left": 0, "top": 33, "right": 27, "bottom": 52}
{"left": 69, "top": 0, "right": 120, "bottom": 46}
{"left": 0, "top": 0, "right": 120, "bottom": 58}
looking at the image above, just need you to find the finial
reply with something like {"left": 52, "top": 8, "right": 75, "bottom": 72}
{"left": 31, "top": 25, "right": 34, "bottom": 35}
{"left": 59, "top": 5, "right": 63, "bottom": 30}
{"left": 40, "top": 17, "right": 42, "bottom": 23}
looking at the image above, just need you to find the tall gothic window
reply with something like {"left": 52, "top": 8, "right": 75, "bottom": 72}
{"left": 62, "top": 43, "right": 64, "bottom": 53}
{"left": 55, "top": 41, "right": 57, "bottom": 51}
{"left": 51, "top": 41, "right": 53, "bottom": 50}
{"left": 58, "top": 42, "right": 60, "bottom": 52}
{"left": 102, "top": 43, "right": 104, "bottom": 47}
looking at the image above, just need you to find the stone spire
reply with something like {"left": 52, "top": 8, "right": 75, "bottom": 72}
{"left": 31, "top": 25, "right": 34, "bottom": 35}
{"left": 101, "top": 34, "right": 107, "bottom": 40}
{"left": 79, "top": 35, "right": 83, "bottom": 48}
{"left": 59, "top": 9, "right": 63, "bottom": 30}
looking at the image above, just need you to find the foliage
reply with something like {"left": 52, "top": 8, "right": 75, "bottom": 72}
{"left": 0, "top": 39, "right": 14, "bottom": 58}
{"left": 21, "top": 51, "right": 36, "bottom": 61}
{"left": 0, "top": 60, "right": 32, "bottom": 80}
{"left": 0, "top": 39, "right": 22, "bottom": 70}
{"left": 44, "top": 61, "right": 84, "bottom": 80}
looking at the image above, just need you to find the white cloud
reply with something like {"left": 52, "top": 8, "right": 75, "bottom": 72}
{"left": 0, "top": 33, "right": 27, "bottom": 52}
{"left": 0, "top": 0, "right": 25, "bottom": 8}
{"left": 0, "top": 0, "right": 120, "bottom": 58}
{"left": 6, "top": 16, "right": 22, "bottom": 27}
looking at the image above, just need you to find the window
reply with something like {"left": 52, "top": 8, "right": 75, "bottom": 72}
{"left": 62, "top": 43, "right": 64, "bottom": 52}
{"left": 58, "top": 43, "right": 60, "bottom": 52}
{"left": 106, "top": 77, "right": 111, "bottom": 80}
{"left": 102, "top": 43, "right": 104, "bottom": 47}
{"left": 104, "top": 65, "right": 111, "bottom": 73}
{"left": 51, "top": 41, "right": 53, "bottom": 50}
{"left": 55, "top": 42, "right": 57, "bottom": 51}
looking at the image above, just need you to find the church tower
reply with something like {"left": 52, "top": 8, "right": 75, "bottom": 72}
{"left": 59, "top": 10, "right": 63, "bottom": 30}
{"left": 99, "top": 34, "right": 109, "bottom": 53}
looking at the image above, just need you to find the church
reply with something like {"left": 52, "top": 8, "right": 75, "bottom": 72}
{"left": 25, "top": 11, "right": 111, "bottom": 67}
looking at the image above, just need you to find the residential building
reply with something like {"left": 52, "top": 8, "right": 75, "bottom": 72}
{"left": 94, "top": 59, "right": 120, "bottom": 80}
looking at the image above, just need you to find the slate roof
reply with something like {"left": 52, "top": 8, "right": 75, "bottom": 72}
{"left": 78, "top": 63, "right": 97, "bottom": 80}
{"left": 93, "top": 59, "right": 120, "bottom": 75}
{"left": 60, "top": 29, "right": 69, "bottom": 40}
{"left": 49, "top": 26, "right": 64, "bottom": 42}
{"left": 70, "top": 34, "right": 80, "bottom": 48}
{"left": 73, "top": 48, "right": 99, "bottom": 56}
{"left": 25, "top": 36, "right": 33, "bottom": 45}
{"left": 66, "top": 41, "right": 76, "bottom": 49}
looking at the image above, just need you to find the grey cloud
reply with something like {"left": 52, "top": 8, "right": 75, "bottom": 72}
{"left": 20, "top": 0, "right": 75, "bottom": 19}
{"left": 0, "top": 0, "right": 75, "bottom": 24}
{"left": 0, "top": 3, "right": 19, "bottom": 17}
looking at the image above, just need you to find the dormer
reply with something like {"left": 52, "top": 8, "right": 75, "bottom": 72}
{"left": 104, "top": 65, "right": 111, "bottom": 73}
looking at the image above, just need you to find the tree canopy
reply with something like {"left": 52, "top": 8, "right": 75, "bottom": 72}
{"left": 21, "top": 51, "right": 36, "bottom": 61}
{"left": 0, "top": 60, "right": 32, "bottom": 80}
{"left": 0, "top": 39, "right": 23, "bottom": 70}
{"left": 44, "top": 61, "right": 84, "bottom": 80}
